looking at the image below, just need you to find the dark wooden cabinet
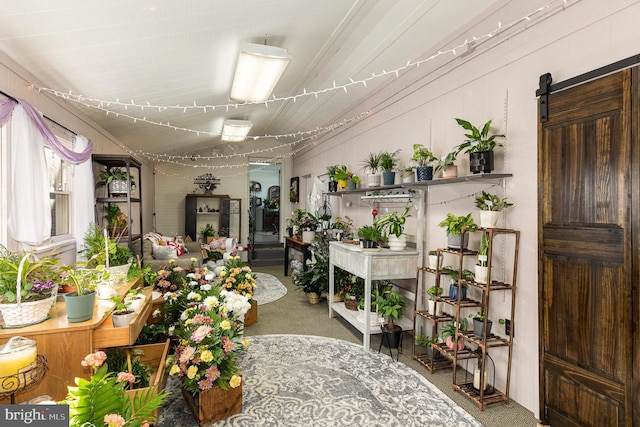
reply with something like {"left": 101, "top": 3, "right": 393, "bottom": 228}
{"left": 185, "top": 195, "right": 241, "bottom": 243}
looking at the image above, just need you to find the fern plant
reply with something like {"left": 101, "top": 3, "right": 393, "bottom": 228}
{"left": 65, "top": 351, "right": 168, "bottom": 427}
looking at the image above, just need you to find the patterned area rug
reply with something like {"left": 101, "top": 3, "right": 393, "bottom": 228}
{"left": 157, "top": 334, "right": 482, "bottom": 427}
{"left": 252, "top": 272, "right": 287, "bottom": 305}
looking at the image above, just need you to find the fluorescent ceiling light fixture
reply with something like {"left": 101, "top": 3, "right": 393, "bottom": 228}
{"left": 249, "top": 162, "right": 271, "bottom": 166}
{"left": 230, "top": 42, "right": 291, "bottom": 102}
{"left": 221, "top": 120, "right": 252, "bottom": 142}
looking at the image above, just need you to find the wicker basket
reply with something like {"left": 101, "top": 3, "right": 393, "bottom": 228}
{"left": 0, "top": 254, "right": 55, "bottom": 328}
{"left": 344, "top": 298, "right": 359, "bottom": 311}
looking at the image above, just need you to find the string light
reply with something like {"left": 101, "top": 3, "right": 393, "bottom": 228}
{"left": 29, "top": 0, "right": 575, "bottom": 135}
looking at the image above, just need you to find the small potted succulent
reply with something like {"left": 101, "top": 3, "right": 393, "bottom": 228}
{"left": 474, "top": 190, "right": 513, "bottom": 227}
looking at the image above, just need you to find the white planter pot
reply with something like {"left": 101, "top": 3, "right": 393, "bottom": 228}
{"left": 387, "top": 234, "right": 407, "bottom": 251}
{"left": 302, "top": 231, "right": 316, "bottom": 244}
{"left": 96, "top": 283, "right": 118, "bottom": 299}
{"left": 112, "top": 310, "right": 135, "bottom": 327}
{"left": 479, "top": 210, "right": 500, "bottom": 228}
{"left": 427, "top": 299, "right": 442, "bottom": 316}
{"left": 428, "top": 254, "right": 443, "bottom": 270}
{"left": 401, "top": 173, "right": 415, "bottom": 183}
{"left": 474, "top": 265, "right": 492, "bottom": 284}
{"left": 125, "top": 295, "right": 146, "bottom": 312}
{"left": 366, "top": 173, "right": 381, "bottom": 188}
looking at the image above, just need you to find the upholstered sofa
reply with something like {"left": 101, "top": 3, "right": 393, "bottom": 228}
{"left": 133, "top": 238, "right": 204, "bottom": 271}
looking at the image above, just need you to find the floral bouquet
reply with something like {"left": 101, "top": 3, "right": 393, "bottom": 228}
{"left": 65, "top": 351, "right": 168, "bottom": 427}
{"left": 217, "top": 256, "right": 257, "bottom": 302}
{"left": 168, "top": 278, "right": 250, "bottom": 394}
{"left": 153, "top": 258, "right": 200, "bottom": 293}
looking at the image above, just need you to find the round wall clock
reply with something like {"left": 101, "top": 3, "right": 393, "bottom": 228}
{"left": 251, "top": 181, "right": 262, "bottom": 192}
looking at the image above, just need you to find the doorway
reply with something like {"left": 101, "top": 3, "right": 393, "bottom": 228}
{"left": 248, "top": 162, "right": 284, "bottom": 266}
{"left": 538, "top": 68, "right": 637, "bottom": 426}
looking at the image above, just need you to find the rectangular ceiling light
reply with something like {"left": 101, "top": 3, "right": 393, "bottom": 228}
{"left": 230, "top": 42, "right": 291, "bottom": 102}
{"left": 221, "top": 120, "right": 252, "bottom": 142}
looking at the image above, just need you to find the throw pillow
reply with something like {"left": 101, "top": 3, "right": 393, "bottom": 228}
{"left": 152, "top": 242, "right": 175, "bottom": 260}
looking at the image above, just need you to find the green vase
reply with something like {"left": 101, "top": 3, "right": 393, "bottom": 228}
{"left": 64, "top": 290, "right": 96, "bottom": 323}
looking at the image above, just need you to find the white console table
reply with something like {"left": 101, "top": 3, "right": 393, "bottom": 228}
{"left": 328, "top": 241, "right": 419, "bottom": 349}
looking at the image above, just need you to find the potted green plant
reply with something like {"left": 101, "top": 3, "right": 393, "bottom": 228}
{"left": 398, "top": 166, "right": 415, "bottom": 183}
{"left": 379, "top": 150, "right": 400, "bottom": 185}
{"left": 59, "top": 263, "right": 110, "bottom": 323}
{"left": 426, "top": 285, "right": 443, "bottom": 316}
{"left": 437, "top": 212, "right": 476, "bottom": 250}
{"left": 80, "top": 224, "right": 132, "bottom": 272}
{"left": 264, "top": 197, "right": 279, "bottom": 210}
{"left": 441, "top": 318, "right": 469, "bottom": 351}
{"left": 468, "top": 311, "right": 493, "bottom": 338}
{"left": 374, "top": 206, "right": 411, "bottom": 251}
{"left": 300, "top": 212, "right": 319, "bottom": 243}
{"left": 361, "top": 152, "right": 382, "bottom": 188}
{"left": 347, "top": 171, "right": 360, "bottom": 190}
{"left": 411, "top": 144, "right": 438, "bottom": 181}
{"left": 415, "top": 334, "right": 442, "bottom": 361}
{"left": 375, "top": 285, "right": 406, "bottom": 349}
{"left": 474, "top": 190, "right": 513, "bottom": 227}
{"left": 200, "top": 223, "right": 216, "bottom": 243}
{"left": 330, "top": 165, "right": 350, "bottom": 190}
{"left": 0, "top": 247, "right": 60, "bottom": 327}
{"left": 95, "top": 167, "right": 136, "bottom": 195}
{"left": 427, "top": 250, "right": 443, "bottom": 270}
{"left": 475, "top": 231, "right": 491, "bottom": 284}
{"left": 435, "top": 149, "right": 459, "bottom": 178}
{"left": 441, "top": 266, "right": 474, "bottom": 301}
{"left": 102, "top": 204, "right": 129, "bottom": 238}
{"left": 111, "top": 296, "right": 135, "bottom": 327}
{"left": 293, "top": 254, "right": 328, "bottom": 304}
{"left": 357, "top": 224, "right": 382, "bottom": 249}
{"left": 454, "top": 118, "right": 505, "bottom": 174}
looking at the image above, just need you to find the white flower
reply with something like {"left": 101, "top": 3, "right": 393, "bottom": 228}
{"left": 205, "top": 273, "right": 215, "bottom": 281}
{"left": 200, "top": 283, "right": 212, "bottom": 291}
{"left": 187, "top": 291, "right": 201, "bottom": 300}
{"left": 152, "top": 309, "right": 160, "bottom": 318}
{"left": 220, "top": 290, "right": 251, "bottom": 317}
{"left": 203, "top": 296, "right": 219, "bottom": 308}
{"left": 189, "top": 280, "right": 199, "bottom": 287}
{"left": 186, "top": 273, "right": 196, "bottom": 279}
{"left": 168, "top": 325, "right": 175, "bottom": 335}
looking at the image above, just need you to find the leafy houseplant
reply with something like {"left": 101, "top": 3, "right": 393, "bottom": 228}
{"left": 426, "top": 285, "right": 444, "bottom": 316}
{"left": 264, "top": 197, "right": 279, "bottom": 210}
{"left": 0, "top": 246, "right": 60, "bottom": 304}
{"left": 80, "top": 224, "right": 132, "bottom": 267}
{"left": 455, "top": 118, "right": 505, "bottom": 174}
{"left": 412, "top": 144, "right": 438, "bottom": 181}
{"left": 441, "top": 266, "right": 474, "bottom": 301}
{"left": 375, "top": 206, "right": 411, "bottom": 238}
{"left": 362, "top": 152, "right": 382, "bottom": 187}
{"left": 469, "top": 311, "right": 493, "bottom": 338}
{"left": 475, "top": 190, "right": 513, "bottom": 227}
{"left": 379, "top": 150, "right": 401, "bottom": 185}
{"left": 435, "top": 149, "right": 459, "bottom": 178}
{"left": 200, "top": 223, "right": 216, "bottom": 242}
{"left": 357, "top": 224, "right": 382, "bottom": 248}
{"left": 441, "top": 318, "right": 469, "bottom": 351}
{"left": 96, "top": 167, "right": 136, "bottom": 195}
{"left": 376, "top": 285, "right": 405, "bottom": 335}
{"left": 102, "top": 205, "right": 129, "bottom": 238}
{"left": 437, "top": 213, "right": 477, "bottom": 249}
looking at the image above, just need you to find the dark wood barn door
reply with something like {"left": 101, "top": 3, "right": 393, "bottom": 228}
{"left": 539, "top": 68, "right": 638, "bottom": 426}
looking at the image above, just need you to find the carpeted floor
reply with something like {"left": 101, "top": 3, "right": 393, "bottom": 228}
{"left": 252, "top": 272, "right": 287, "bottom": 305}
{"left": 158, "top": 335, "right": 483, "bottom": 427}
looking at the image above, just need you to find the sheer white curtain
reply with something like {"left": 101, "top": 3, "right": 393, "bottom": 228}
{"left": 73, "top": 135, "right": 94, "bottom": 258}
{"left": 8, "top": 104, "right": 50, "bottom": 245}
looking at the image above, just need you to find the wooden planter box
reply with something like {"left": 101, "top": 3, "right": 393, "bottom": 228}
{"left": 181, "top": 377, "right": 242, "bottom": 426}
{"left": 244, "top": 300, "right": 258, "bottom": 326}
{"left": 123, "top": 339, "right": 170, "bottom": 422}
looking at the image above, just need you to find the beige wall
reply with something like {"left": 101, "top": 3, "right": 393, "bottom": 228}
{"left": 293, "top": 0, "right": 640, "bottom": 417}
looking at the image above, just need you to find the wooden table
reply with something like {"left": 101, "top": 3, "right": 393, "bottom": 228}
{"left": 284, "top": 236, "right": 312, "bottom": 276}
{"left": 0, "top": 277, "right": 148, "bottom": 403}
{"left": 328, "top": 241, "right": 419, "bottom": 350}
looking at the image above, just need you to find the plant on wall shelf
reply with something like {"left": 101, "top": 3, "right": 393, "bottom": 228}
{"left": 454, "top": 118, "right": 505, "bottom": 153}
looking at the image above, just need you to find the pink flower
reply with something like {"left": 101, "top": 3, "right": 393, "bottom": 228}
{"left": 81, "top": 351, "right": 107, "bottom": 367}
{"left": 179, "top": 346, "right": 196, "bottom": 364}
{"left": 221, "top": 336, "right": 235, "bottom": 353}
{"left": 191, "top": 325, "right": 213, "bottom": 343}
{"left": 117, "top": 372, "right": 136, "bottom": 383}
{"left": 104, "top": 413, "right": 126, "bottom": 427}
{"left": 205, "top": 365, "right": 220, "bottom": 381}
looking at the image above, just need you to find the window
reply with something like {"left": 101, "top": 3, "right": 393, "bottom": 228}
{"left": 44, "top": 145, "right": 73, "bottom": 238}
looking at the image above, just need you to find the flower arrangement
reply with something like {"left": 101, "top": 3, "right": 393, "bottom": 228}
{"left": 167, "top": 279, "right": 250, "bottom": 394}
{"left": 154, "top": 258, "right": 199, "bottom": 293}
{"left": 0, "top": 245, "right": 60, "bottom": 303}
{"left": 65, "top": 351, "right": 167, "bottom": 427}
{"left": 217, "top": 256, "right": 257, "bottom": 302}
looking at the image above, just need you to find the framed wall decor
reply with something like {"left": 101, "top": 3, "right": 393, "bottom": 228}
{"left": 289, "top": 177, "right": 299, "bottom": 203}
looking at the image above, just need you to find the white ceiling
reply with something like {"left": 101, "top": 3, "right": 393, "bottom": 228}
{"left": 0, "top": 0, "right": 503, "bottom": 158}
